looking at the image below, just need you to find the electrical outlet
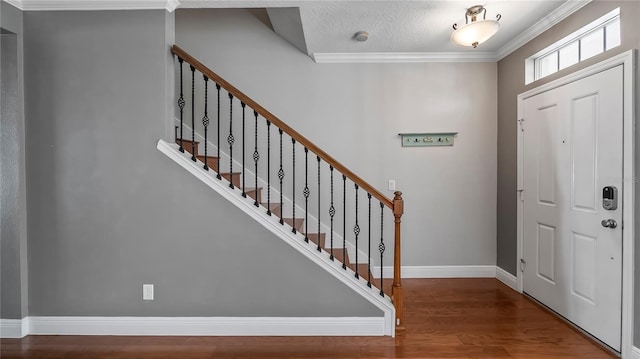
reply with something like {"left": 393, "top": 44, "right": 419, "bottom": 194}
{"left": 388, "top": 180, "right": 396, "bottom": 191}
{"left": 143, "top": 284, "right": 154, "bottom": 301}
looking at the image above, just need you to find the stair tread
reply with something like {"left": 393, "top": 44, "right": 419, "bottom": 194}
{"left": 176, "top": 138, "right": 200, "bottom": 144}
{"left": 196, "top": 154, "right": 219, "bottom": 159}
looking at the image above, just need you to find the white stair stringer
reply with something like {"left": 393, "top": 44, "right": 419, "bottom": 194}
{"left": 157, "top": 139, "right": 395, "bottom": 336}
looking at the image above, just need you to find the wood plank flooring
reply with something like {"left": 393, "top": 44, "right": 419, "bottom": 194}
{"left": 0, "top": 278, "right": 617, "bottom": 358}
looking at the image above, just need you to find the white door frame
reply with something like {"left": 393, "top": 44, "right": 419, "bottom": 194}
{"left": 517, "top": 50, "right": 636, "bottom": 357}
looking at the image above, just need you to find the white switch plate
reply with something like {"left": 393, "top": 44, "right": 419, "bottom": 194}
{"left": 143, "top": 284, "right": 154, "bottom": 300}
{"left": 388, "top": 180, "right": 396, "bottom": 191}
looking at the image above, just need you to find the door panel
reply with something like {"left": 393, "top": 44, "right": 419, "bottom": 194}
{"left": 570, "top": 94, "right": 598, "bottom": 212}
{"left": 522, "top": 65, "right": 623, "bottom": 351}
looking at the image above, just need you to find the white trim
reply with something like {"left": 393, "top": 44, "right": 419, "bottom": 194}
{"left": 4, "top": 0, "right": 179, "bottom": 12}
{"left": 312, "top": 52, "right": 497, "bottom": 64}
{"left": 495, "top": 266, "right": 518, "bottom": 291}
{"left": 495, "top": 0, "right": 592, "bottom": 61}
{"left": 2, "top": 0, "right": 23, "bottom": 10}
{"left": 25, "top": 316, "right": 385, "bottom": 336}
{"left": 631, "top": 346, "right": 640, "bottom": 359}
{"left": 516, "top": 50, "right": 635, "bottom": 358}
{"left": 0, "top": 319, "right": 25, "bottom": 338}
{"left": 375, "top": 265, "right": 497, "bottom": 279}
{"left": 157, "top": 139, "right": 395, "bottom": 336}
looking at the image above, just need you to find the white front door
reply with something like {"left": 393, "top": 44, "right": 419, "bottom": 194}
{"left": 522, "top": 65, "right": 623, "bottom": 351}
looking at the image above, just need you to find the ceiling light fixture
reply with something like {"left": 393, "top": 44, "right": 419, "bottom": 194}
{"left": 354, "top": 31, "right": 369, "bottom": 42}
{"left": 451, "top": 5, "right": 501, "bottom": 48}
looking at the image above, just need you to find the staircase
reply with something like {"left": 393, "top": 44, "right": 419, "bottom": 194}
{"left": 175, "top": 137, "right": 381, "bottom": 288}
{"left": 158, "top": 45, "right": 404, "bottom": 335}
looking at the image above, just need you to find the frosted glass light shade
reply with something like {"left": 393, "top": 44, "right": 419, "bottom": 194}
{"left": 451, "top": 20, "right": 500, "bottom": 48}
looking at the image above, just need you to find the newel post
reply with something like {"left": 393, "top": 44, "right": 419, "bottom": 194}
{"left": 392, "top": 191, "right": 404, "bottom": 331}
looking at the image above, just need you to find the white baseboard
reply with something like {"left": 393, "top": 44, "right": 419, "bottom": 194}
{"left": 26, "top": 316, "right": 385, "bottom": 336}
{"left": 375, "top": 265, "right": 497, "bottom": 279}
{"left": 0, "top": 319, "right": 25, "bottom": 338}
{"left": 495, "top": 266, "right": 518, "bottom": 291}
{"left": 630, "top": 346, "right": 640, "bottom": 359}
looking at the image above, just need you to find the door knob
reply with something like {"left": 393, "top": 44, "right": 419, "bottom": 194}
{"left": 601, "top": 219, "right": 617, "bottom": 229}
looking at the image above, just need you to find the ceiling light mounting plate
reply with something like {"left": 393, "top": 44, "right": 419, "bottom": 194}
{"left": 354, "top": 31, "right": 369, "bottom": 42}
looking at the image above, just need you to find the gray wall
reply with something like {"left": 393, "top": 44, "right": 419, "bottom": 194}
{"left": 23, "top": 10, "right": 379, "bottom": 317}
{"left": 176, "top": 9, "right": 498, "bottom": 269}
{"left": 1, "top": 2, "right": 26, "bottom": 320}
{"left": 496, "top": 0, "right": 640, "bottom": 346}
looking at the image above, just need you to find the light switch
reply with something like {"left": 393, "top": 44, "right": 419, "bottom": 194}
{"left": 143, "top": 284, "right": 154, "bottom": 300}
{"left": 388, "top": 180, "right": 396, "bottom": 191}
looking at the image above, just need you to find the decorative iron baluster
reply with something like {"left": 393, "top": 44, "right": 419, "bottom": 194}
{"left": 379, "top": 202, "right": 385, "bottom": 296}
{"left": 303, "top": 148, "right": 309, "bottom": 242}
{"left": 342, "top": 174, "right": 347, "bottom": 270}
{"left": 252, "top": 110, "right": 259, "bottom": 207}
{"left": 216, "top": 84, "right": 222, "bottom": 180}
{"left": 317, "top": 156, "right": 321, "bottom": 252}
{"left": 266, "top": 121, "right": 271, "bottom": 216}
{"left": 202, "top": 75, "right": 210, "bottom": 170}
{"left": 177, "top": 58, "right": 185, "bottom": 153}
{"left": 329, "top": 166, "right": 335, "bottom": 260}
{"left": 227, "top": 93, "right": 235, "bottom": 188}
{"left": 367, "top": 193, "right": 372, "bottom": 287}
{"left": 354, "top": 184, "right": 360, "bottom": 278}
{"left": 278, "top": 129, "right": 285, "bottom": 225}
{"left": 292, "top": 138, "right": 297, "bottom": 234}
{"left": 241, "top": 102, "right": 246, "bottom": 197}
{"left": 190, "top": 65, "right": 196, "bottom": 162}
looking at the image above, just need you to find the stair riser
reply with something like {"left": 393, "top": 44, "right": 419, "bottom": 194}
{"left": 197, "top": 156, "right": 219, "bottom": 172}
{"left": 176, "top": 139, "right": 199, "bottom": 156}
{"left": 222, "top": 173, "right": 241, "bottom": 188}
{"left": 247, "top": 189, "right": 262, "bottom": 203}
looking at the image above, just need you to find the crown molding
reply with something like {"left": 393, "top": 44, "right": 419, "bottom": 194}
{"left": 1, "top": 0, "right": 180, "bottom": 12}
{"left": 312, "top": 52, "right": 497, "bottom": 64}
{"left": 495, "top": 0, "right": 592, "bottom": 61}
{"left": 2, "top": 0, "right": 23, "bottom": 9}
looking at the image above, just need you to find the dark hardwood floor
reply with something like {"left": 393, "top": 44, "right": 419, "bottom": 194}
{"left": 1, "top": 278, "right": 616, "bottom": 358}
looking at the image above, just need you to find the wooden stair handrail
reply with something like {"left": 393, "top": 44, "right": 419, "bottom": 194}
{"left": 171, "top": 45, "right": 393, "bottom": 209}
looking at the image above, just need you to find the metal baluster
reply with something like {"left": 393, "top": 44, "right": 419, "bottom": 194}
{"left": 202, "top": 76, "right": 210, "bottom": 170}
{"left": 252, "top": 111, "right": 259, "bottom": 207}
{"left": 278, "top": 129, "right": 285, "bottom": 225}
{"left": 342, "top": 175, "right": 347, "bottom": 270}
{"left": 292, "top": 139, "right": 297, "bottom": 234}
{"left": 329, "top": 166, "right": 335, "bottom": 260}
{"left": 227, "top": 93, "right": 235, "bottom": 188}
{"left": 216, "top": 84, "right": 222, "bottom": 180}
{"left": 177, "top": 58, "right": 185, "bottom": 153}
{"left": 379, "top": 202, "right": 385, "bottom": 296}
{"left": 266, "top": 121, "right": 271, "bottom": 215}
{"left": 367, "top": 193, "right": 372, "bottom": 288}
{"left": 303, "top": 148, "right": 309, "bottom": 242}
{"left": 190, "top": 65, "right": 196, "bottom": 162}
{"left": 317, "top": 156, "right": 321, "bottom": 252}
{"left": 241, "top": 102, "right": 246, "bottom": 197}
{"left": 354, "top": 184, "right": 360, "bottom": 278}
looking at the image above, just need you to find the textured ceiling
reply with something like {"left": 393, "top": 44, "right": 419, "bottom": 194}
{"left": 178, "top": 0, "right": 586, "bottom": 59}
{"left": 298, "top": 1, "right": 565, "bottom": 54}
